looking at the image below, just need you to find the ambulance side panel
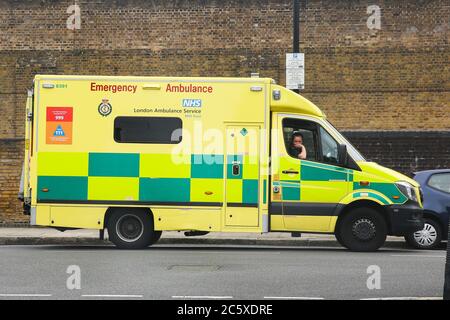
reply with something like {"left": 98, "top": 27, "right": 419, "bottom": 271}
{"left": 31, "top": 76, "right": 270, "bottom": 232}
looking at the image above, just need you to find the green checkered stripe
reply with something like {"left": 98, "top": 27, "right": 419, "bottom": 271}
{"left": 37, "top": 152, "right": 259, "bottom": 206}
{"left": 277, "top": 160, "right": 404, "bottom": 204}
{"left": 278, "top": 160, "right": 352, "bottom": 201}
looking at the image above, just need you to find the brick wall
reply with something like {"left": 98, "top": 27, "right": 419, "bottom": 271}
{"left": 0, "top": 0, "right": 449, "bottom": 223}
{"left": 342, "top": 131, "right": 450, "bottom": 175}
{"left": 0, "top": 140, "right": 24, "bottom": 225}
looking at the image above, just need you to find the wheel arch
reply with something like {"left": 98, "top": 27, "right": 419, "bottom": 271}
{"left": 422, "top": 210, "right": 445, "bottom": 234}
{"left": 335, "top": 200, "right": 390, "bottom": 234}
{"left": 104, "top": 206, "right": 154, "bottom": 230}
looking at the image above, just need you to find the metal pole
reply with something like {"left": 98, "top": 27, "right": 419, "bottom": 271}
{"left": 292, "top": 0, "right": 300, "bottom": 93}
{"left": 444, "top": 220, "right": 450, "bottom": 300}
{"left": 293, "top": 0, "right": 300, "bottom": 53}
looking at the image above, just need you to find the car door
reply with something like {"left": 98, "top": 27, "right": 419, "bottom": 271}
{"left": 274, "top": 115, "right": 351, "bottom": 232}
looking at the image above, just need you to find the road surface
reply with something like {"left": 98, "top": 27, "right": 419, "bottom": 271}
{"left": 0, "top": 244, "right": 445, "bottom": 300}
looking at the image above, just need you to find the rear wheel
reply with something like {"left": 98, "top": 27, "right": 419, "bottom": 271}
{"left": 405, "top": 218, "right": 442, "bottom": 250}
{"left": 107, "top": 209, "right": 161, "bottom": 249}
{"left": 337, "top": 207, "right": 387, "bottom": 252}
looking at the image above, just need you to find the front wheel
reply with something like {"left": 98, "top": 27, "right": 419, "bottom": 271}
{"left": 404, "top": 218, "right": 442, "bottom": 250}
{"left": 107, "top": 209, "right": 161, "bottom": 249}
{"left": 337, "top": 207, "right": 387, "bottom": 252}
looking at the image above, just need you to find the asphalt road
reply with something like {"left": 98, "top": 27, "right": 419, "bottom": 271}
{"left": 0, "top": 244, "right": 446, "bottom": 300}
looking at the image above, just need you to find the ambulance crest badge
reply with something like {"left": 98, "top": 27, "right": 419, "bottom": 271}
{"left": 98, "top": 98, "right": 112, "bottom": 117}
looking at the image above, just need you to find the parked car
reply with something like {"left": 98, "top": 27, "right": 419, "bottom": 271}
{"left": 405, "top": 169, "right": 450, "bottom": 249}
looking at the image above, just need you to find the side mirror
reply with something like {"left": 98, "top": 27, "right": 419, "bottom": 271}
{"left": 338, "top": 144, "right": 348, "bottom": 166}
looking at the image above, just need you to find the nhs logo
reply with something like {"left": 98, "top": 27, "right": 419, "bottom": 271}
{"left": 182, "top": 99, "right": 202, "bottom": 108}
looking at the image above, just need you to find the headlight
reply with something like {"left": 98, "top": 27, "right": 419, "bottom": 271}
{"left": 395, "top": 181, "right": 418, "bottom": 202}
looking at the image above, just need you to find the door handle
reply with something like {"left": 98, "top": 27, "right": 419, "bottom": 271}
{"left": 232, "top": 163, "right": 240, "bottom": 176}
{"left": 282, "top": 169, "right": 299, "bottom": 174}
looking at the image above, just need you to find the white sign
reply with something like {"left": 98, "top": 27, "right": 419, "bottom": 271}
{"left": 286, "top": 53, "right": 305, "bottom": 90}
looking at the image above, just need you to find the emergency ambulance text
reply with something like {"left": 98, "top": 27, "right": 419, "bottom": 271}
{"left": 90, "top": 82, "right": 137, "bottom": 94}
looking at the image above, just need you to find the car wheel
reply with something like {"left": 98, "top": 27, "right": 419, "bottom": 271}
{"left": 107, "top": 209, "right": 160, "bottom": 249}
{"left": 405, "top": 218, "right": 442, "bottom": 250}
{"left": 338, "top": 207, "right": 387, "bottom": 252}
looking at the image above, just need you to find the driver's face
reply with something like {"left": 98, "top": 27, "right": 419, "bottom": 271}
{"left": 293, "top": 136, "right": 302, "bottom": 146}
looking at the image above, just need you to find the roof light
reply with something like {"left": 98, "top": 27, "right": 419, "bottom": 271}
{"left": 250, "top": 86, "right": 263, "bottom": 92}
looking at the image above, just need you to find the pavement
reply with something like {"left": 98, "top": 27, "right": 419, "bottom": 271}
{"left": 0, "top": 226, "right": 421, "bottom": 249}
{"left": 0, "top": 244, "right": 445, "bottom": 300}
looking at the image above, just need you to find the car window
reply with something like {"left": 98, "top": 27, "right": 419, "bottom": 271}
{"left": 282, "top": 118, "right": 318, "bottom": 161}
{"left": 428, "top": 173, "right": 450, "bottom": 194}
{"left": 319, "top": 126, "right": 339, "bottom": 165}
{"left": 114, "top": 116, "right": 182, "bottom": 144}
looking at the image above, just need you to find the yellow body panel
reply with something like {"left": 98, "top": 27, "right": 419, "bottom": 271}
{"left": 226, "top": 180, "right": 243, "bottom": 203}
{"left": 225, "top": 207, "right": 259, "bottom": 227}
{"left": 23, "top": 91, "right": 33, "bottom": 201}
{"left": 357, "top": 162, "right": 419, "bottom": 187}
{"left": 140, "top": 154, "right": 191, "bottom": 178}
{"left": 37, "top": 152, "right": 88, "bottom": 176}
{"left": 300, "top": 181, "right": 348, "bottom": 203}
{"left": 87, "top": 177, "right": 139, "bottom": 201}
{"left": 153, "top": 207, "right": 222, "bottom": 232}
{"left": 50, "top": 206, "right": 105, "bottom": 229}
{"left": 270, "top": 84, "right": 324, "bottom": 118}
{"left": 190, "top": 179, "right": 224, "bottom": 203}
{"left": 270, "top": 215, "right": 338, "bottom": 233}
{"left": 36, "top": 205, "right": 51, "bottom": 226}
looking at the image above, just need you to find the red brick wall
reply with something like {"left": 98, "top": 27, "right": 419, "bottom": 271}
{"left": 0, "top": 140, "right": 24, "bottom": 224}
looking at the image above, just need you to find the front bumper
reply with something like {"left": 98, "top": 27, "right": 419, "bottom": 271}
{"left": 387, "top": 202, "right": 424, "bottom": 236}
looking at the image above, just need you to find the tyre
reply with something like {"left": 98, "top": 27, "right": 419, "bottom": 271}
{"left": 404, "top": 218, "right": 442, "bottom": 250}
{"left": 107, "top": 209, "right": 161, "bottom": 249}
{"left": 151, "top": 229, "right": 163, "bottom": 243}
{"left": 337, "top": 207, "right": 387, "bottom": 252}
{"left": 334, "top": 229, "right": 348, "bottom": 249}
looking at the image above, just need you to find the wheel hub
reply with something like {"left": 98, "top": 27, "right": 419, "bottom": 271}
{"left": 116, "top": 214, "right": 144, "bottom": 242}
{"left": 413, "top": 223, "right": 437, "bottom": 246}
{"left": 352, "top": 218, "right": 376, "bottom": 241}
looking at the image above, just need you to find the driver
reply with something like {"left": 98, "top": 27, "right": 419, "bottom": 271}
{"left": 288, "top": 131, "right": 307, "bottom": 160}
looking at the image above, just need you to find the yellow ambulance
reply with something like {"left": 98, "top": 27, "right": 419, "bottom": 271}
{"left": 19, "top": 75, "right": 424, "bottom": 251}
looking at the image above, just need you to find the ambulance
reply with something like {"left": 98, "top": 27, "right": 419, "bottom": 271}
{"left": 19, "top": 75, "right": 424, "bottom": 251}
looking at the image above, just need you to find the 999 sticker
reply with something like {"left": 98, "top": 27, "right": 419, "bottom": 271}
{"left": 46, "top": 107, "right": 73, "bottom": 145}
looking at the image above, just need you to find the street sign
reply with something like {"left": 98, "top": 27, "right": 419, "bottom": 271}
{"left": 286, "top": 53, "right": 305, "bottom": 90}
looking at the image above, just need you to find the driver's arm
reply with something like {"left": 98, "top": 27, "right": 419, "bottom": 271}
{"left": 299, "top": 145, "right": 307, "bottom": 160}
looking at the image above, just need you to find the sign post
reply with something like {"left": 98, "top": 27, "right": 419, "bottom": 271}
{"left": 288, "top": 0, "right": 303, "bottom": 93}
